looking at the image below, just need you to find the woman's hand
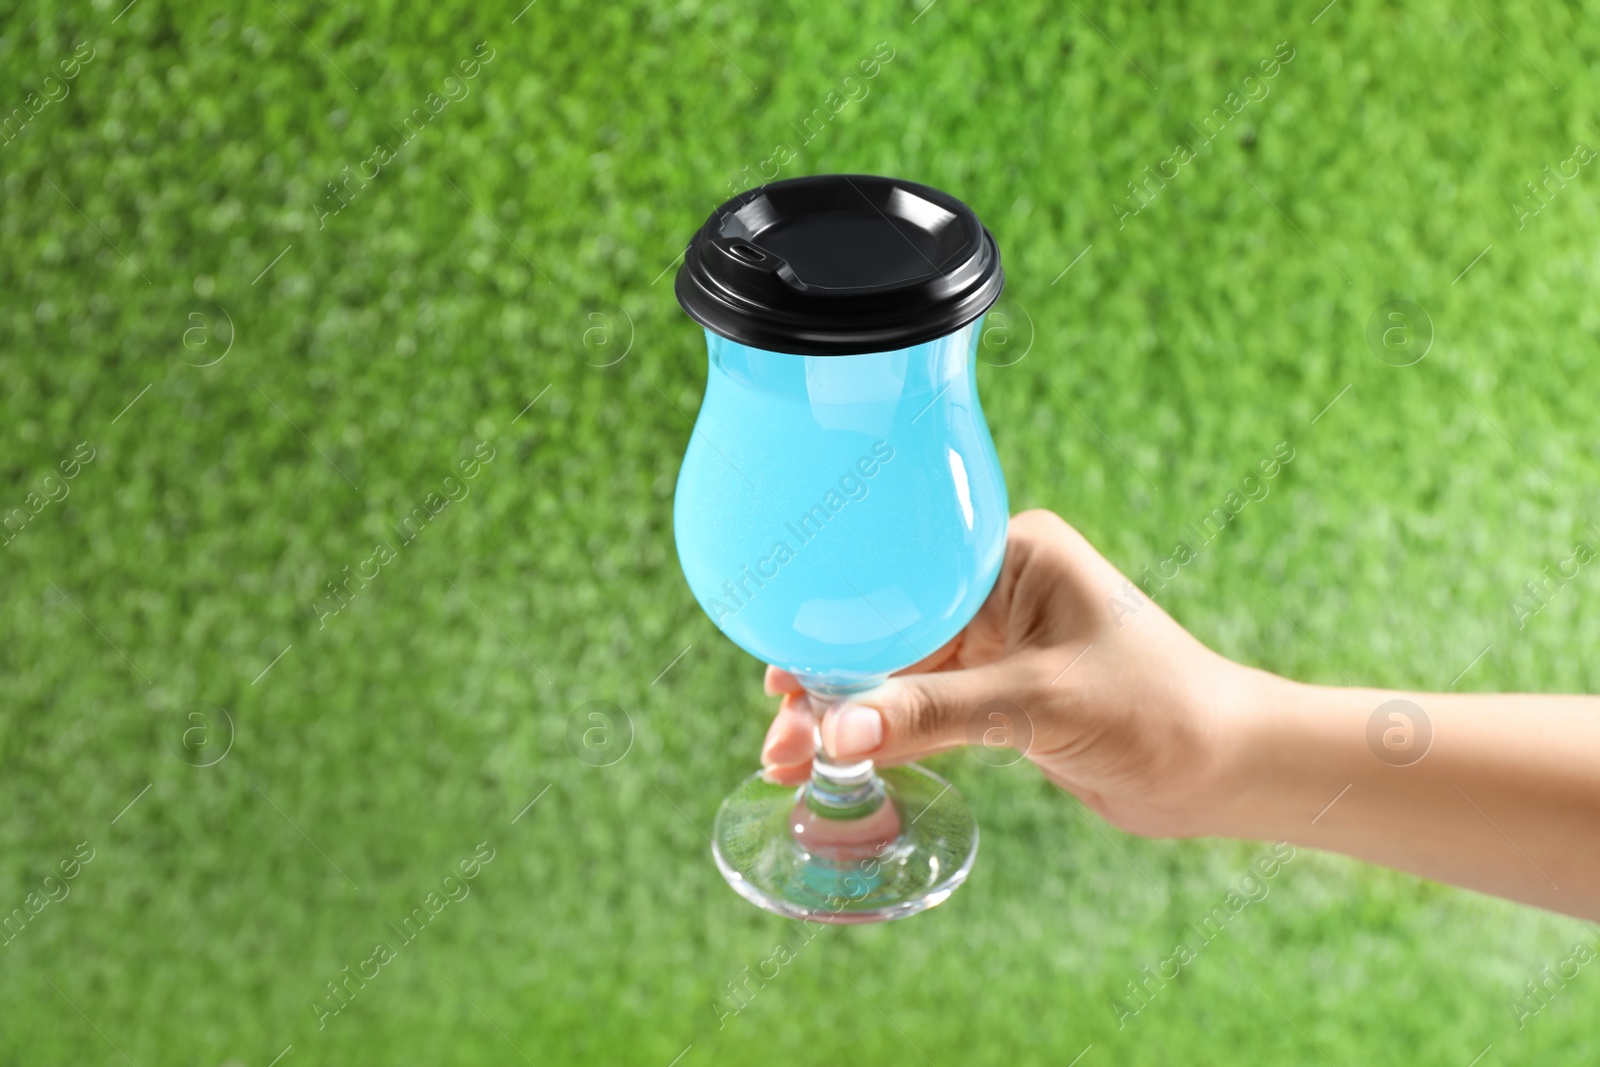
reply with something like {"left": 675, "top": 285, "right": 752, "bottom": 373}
{"left": 759, "top": 509, "right": 1600, "bottom": 918}
{"left": 758, "top": 509, "right": 1276, "bottom": 838}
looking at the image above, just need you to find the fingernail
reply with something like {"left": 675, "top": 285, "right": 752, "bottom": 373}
{"left": 829, "top": 703, "right": 883, "bottom": 758}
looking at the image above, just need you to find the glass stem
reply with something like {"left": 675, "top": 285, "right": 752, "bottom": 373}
{"left": 804, "top": 687, "right": 887, "bottom": 819}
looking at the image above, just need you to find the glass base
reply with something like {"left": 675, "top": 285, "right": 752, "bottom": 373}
{"left": 711, "top": 763, "right": 978, "bottom": 924}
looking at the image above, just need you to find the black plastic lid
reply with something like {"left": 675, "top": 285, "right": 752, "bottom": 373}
{"left": 674, "top": 174, "right": 1004, "bottom": 356}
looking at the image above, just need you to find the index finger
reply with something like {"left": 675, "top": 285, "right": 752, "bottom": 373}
{"left": 763, "top": 665, "right": 806, "bottom": 695}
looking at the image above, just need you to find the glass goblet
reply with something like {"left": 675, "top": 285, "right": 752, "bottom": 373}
{"left": 673, "top": 173, "right": 1008, "bottom": 922}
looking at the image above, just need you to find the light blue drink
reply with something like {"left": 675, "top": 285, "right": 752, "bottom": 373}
{"left": 673, "top": 318, "right": 1008, "bottom": 693}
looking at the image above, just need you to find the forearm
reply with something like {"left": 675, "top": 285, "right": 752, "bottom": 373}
{"left": 1205, "top": 672, "right": 1600, "bottom": 920}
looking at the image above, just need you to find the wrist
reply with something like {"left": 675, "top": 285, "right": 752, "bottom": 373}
{"left": 1098, "top": 652, "right": 1295, "bottom": 840}
{"left": 1185, "top": 662, "right": 1310, "bottom": 839}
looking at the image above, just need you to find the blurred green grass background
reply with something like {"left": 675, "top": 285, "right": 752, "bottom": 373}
{"left": 3, "top": 0, "right": 1600, "bottom": 1063}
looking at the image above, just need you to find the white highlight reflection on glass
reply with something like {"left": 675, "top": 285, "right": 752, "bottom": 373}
{"left": 948, "top": 447, "right": 974, "bottom": 530}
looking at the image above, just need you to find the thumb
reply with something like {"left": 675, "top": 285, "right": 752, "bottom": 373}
{"left": 820, "top": 662, "right": 1035, "bottom": 767}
